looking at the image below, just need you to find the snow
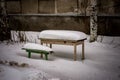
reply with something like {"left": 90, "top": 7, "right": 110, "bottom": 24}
{"left": 39, "top": 30, "right": 87, "bottom": 41}
{"left": 0, "top": 65, "right": 59, "bottom": 80}
{"left": 0, "top": 32, "right": 120, "bottom": 80}
{"left": 0, "top": 65, "right": 23, "bottom": 80}
{"left": 22, "top": 43, "right": 53, "bottom": 52}
{"left": 11, "top": 31, "right": 40, "bottom": 43}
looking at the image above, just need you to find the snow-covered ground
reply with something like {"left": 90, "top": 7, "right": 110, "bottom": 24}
{"left": 0, "top": 32, "right": 120, "bottom": 80}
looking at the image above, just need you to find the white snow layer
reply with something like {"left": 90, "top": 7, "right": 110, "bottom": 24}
{"left": 22, "top": 43, "right": 53, "bottom": 52}
{"left": 39, "top": 30, "right": 87, "bottom": 40}
{"left": 1, "top": 31, "right": 120, "bottom": 80}
{"left": 0, "top": 65, "right": 59, "bottom": 80}
{"left": 11, "top": 31, "right": 40, "bottom": 43}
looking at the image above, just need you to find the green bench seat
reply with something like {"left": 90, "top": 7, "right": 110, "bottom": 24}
{"left": 22, "top": 43, "right": 53, "bottom": 60}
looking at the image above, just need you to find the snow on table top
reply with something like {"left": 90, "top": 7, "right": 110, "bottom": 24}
{"left": 22, "top": 43, "right": 52, "bottom": 52}
{"left": 39, "top": 30, "right": 87, "bottom": 41}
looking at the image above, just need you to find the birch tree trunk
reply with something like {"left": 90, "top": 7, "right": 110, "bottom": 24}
{"left": 89, "top": 0, "right": 98, "bottom": 42}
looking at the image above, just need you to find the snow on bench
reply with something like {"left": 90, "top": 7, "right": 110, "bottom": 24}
{"left": 39, "top": 30, "right": 87, "bottom": 61}
{"left": 22, "top": 43, "right": 53, "bottom": 60}
{"left": 39, "top": 30, "right": 87, "bottom": 41}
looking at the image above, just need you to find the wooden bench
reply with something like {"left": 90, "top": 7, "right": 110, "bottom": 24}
{"left": 39, "top": 30, "right": 87, "bottom": 61}
{"left": 22, "top": 43, "right": 53, "bottom": 60}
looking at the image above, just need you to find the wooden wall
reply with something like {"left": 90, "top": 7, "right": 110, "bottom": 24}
{"left": 5, "top": 0, "right": 120, "bottom": 36}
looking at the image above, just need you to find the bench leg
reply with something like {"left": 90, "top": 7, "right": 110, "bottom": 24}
{"left": 74, "top": 44, "right": 77, "bottom": 61}
{"left": 81, "top": 41, "right": 85, "bottom": 60}
{"left": 28, "top": 51, "right": 31, "bottom": 58}
{"left": 45, "top": 54, "right": 48, "bottom": 60}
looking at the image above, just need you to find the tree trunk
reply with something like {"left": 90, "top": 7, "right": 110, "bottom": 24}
{"left": 0, "top": 0, "right": 10, "bottom": 41}
{"left": 89, "top": 0, "right": 98, "bottom": 42}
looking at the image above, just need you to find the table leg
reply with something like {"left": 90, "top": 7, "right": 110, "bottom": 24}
{"left": 74, "top": 44, "right": 77, "bottom": 61}
{"left": 82, "top": 41, "right": 85, "bottom": 60}
{"left": 50, "top": 44, "right": 52, "bottom": 48}
{"left": 41, "top": 54, "right": 43, "bottom": 58}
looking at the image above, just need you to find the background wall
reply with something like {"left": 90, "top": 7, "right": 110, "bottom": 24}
{"left": 5, "top": 0, "right": 120, "bottom": 36}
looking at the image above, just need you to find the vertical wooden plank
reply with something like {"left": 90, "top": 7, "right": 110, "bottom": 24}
{"left": 6, "top": 1, "right": 21, "bottom": 13}
{"left": 55, "top": 0, "right": 57, "bottom": 13}
{"left": 39, "top": 0, "right": 55, "bottom": 13}
{"left": 57, "top": 0, "right": 77, "bottom": 13}
{"left": 38, "top": 0, "right": 39, "bottom": 13}
{"left": 21, "top": 0, "right": 38, "bottom": 14}
{"left": 76, "top": 0, "right": 79, "bottom": 13}
{"left": 20, "top": 0, "right": 22, "bottom": 13}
